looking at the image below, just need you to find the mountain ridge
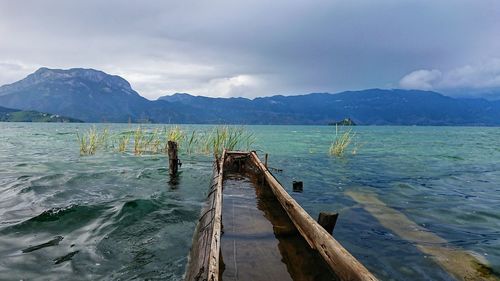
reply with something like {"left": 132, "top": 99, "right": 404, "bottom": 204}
{"left": 0, "top": 67, "right": 499, "bottom": 125}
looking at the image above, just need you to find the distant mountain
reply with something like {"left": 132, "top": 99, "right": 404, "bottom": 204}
{"left": 0, "top": 105, "right": 82, "bottom": 122}
{"left": 0, "top": 68, "right": 184, "bottom": 123}
{"left": 1, "top": 67, "right": 499, "bottom": 125}
{"left": 159, "top": 90, "right": 500, "bottom": 125}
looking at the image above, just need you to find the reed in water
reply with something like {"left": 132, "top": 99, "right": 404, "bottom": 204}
{"left": 329, "top": 125, "right": 358, "bottom": 157}
{"left": 76, "top": 125, "right": 254, "bottom": 157}
{"left": 77, "top": 126, "right": 109, "bottom": 155}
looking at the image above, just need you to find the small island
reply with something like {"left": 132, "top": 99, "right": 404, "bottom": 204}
{"left": 328, "top": 118, "right": 356, "bottom": 126}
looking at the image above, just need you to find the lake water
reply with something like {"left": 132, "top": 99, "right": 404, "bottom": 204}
{"left": 0, "top": 123, "right": 499, "bottom": 280}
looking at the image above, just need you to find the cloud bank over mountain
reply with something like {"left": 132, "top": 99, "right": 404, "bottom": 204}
{"left": 1, "top": 0, "right": 500, "bottom": 99}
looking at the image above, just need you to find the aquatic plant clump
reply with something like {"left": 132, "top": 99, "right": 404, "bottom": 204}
{"left": 167, "top": 125, "right": 184, "bottom": 144}
{"left": 77, "top": 127, "right": 109, "bottom": 155}
{"left": 203, "top": 126, "right": 256, "bottom": 159}
{"left": 329, "top": 125, "right": 358, "bottom": 157}
{"left": 76, "top": 125, "right": 255, "bottom": 157}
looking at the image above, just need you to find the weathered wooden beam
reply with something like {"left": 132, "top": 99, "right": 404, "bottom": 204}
{"left": 207, "top": 150, "right": 225, "bottom": 281}
{"left": 184, "top": 151, "right": 225, "bottom": 281}
{"left": 168, "top": 141, "right": 179, "bottom": 176}
{"left": 317, "top": 212, "right": 339, "bottom": 235}
{"left": 249, "top": 151, "right": 378, "bottom": 281}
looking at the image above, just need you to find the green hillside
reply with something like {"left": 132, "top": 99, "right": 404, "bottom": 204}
{"left": 0, "top": 106, "right": 82, "bottom": 122}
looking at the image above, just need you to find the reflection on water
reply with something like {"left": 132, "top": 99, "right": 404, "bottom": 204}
{"left": 0, "top": 123, "right": 499, "bottom": 280}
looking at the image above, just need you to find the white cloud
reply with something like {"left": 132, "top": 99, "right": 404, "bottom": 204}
{"left": 399, "top": 58, "right": 500, "bottom": 95}
{"left": 187, "top": 75, "right": 263, "bottom": 98}
{"left": 0, "top": 61, "right": 40, "bottom": 87}
{"left": 399, "top": 69, "right": 442, "bottom": 90}
{"left": 440, "top": 59, "right": 500, "bottom": 89}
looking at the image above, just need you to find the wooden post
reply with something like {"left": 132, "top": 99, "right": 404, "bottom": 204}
{"left": 168, "top": 141, "right": 178, "bottom": 176}
{"left": 293, "top": 181, "right": 303, "bottom": 192}
{"left": 264, "top": 153, "right": 268, "bottom": 168}
{"left": 317, "top": 212, "right": 338, "bottom": 235}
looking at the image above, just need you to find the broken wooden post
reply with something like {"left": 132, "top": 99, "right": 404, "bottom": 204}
{"left": 264, "top": 153, "right": 268, "bottom": 168}
{"left": 293, "top": 181, "right": 303, "bottom": 192}
{"left": 168, "top": 141, "right": 179, "bottom": 176}
{"left": 317, "top": 212, "right": 339, "bottom": 235}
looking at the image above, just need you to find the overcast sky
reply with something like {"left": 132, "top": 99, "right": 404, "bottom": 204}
{"left": 1, "top": 0, "right": 500, "bottom": 100}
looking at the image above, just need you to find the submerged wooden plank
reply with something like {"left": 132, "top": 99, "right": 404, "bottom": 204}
{"left": 249, "top": 151, "right": 378, "bottom": 281}
{"left": 346, "top": 190, "right": 500, "bottom": 281}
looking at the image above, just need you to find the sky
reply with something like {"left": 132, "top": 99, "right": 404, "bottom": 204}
{"left": 1, "top": 0, "right": 500, "bottom": 100}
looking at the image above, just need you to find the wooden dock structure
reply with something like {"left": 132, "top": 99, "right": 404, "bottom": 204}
{"left": 184, "top": 150, "right": 377, "bottom": 281}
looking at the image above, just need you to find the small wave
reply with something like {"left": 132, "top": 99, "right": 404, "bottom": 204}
{"left": 16, "top": 175, "right": 31, "bottom": 180}
{"left": 28, "top": 205, "right": 79, "bottom": 222}
{"left": 117, "top": 199, "right": 162, "bottom": 220}
{"left": 19, "top": 174, "right": 67, "bottom": 193}
{"left": 440, "top": 155, "right": 465, "bottom": 161}
{"left": 2, "top": 204, "right": 111, "bottom": 234}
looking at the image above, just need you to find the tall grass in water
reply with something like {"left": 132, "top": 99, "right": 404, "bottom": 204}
{"left": 77, "top": 127, "right": 109, "bottom": 155}
{"left": 117, "top": 133, "right": 131, "bottom": 153}
{"left": 147, "top": 128, "right": 163, "bottom": 154}
{"left": 132, "top": 127, "right": 164, "bottom": 155}
{"left": 205, "top": 126, "right": 255, "bottom": 158}
{"left": 185, "top": 130, "right": 198, "bottom": 155}
{"left": 167, "top": 126, "right": 184, "bottom": 143}
{"left": 329, "top": 125, "right": 357, "bottom": 157}
{"left": 77, "top": 125, "right": 255, "bottom": 157}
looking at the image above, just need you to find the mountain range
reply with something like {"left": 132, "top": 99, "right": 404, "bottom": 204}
{"left": 0, "top": 67, "right": 499, "bottom": 125}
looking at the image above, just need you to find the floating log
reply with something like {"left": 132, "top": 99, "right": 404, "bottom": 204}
{"left": 317, "top": 212, "right": 339, "bottom": 235}
{"left": 346, "top": 190, "right": 500, "bottom": 281}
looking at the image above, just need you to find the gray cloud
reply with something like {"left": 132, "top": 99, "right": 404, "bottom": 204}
{"left": 1, "top": 0, "right": 500, "bottom": 99}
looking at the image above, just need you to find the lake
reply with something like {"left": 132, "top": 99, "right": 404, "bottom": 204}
{"left": 0, "top": 123, "right": 499, "bottom": 280}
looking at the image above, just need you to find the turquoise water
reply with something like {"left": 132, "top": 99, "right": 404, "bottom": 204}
{"left": 0, "top": 123, "right": 499, "bottom": 280}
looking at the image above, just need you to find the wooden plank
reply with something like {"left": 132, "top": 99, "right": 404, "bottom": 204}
{"left": 346, "top": 190, "right": 500, "bottom": 281}
{"left": 207, "top": 149, "right": 225, "bottom": 281}
{"left": 184, "top": 152, "right": 225, "bottom": 281}
{"left": 249, "top": 151, "right": 378, "bottom": 281}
